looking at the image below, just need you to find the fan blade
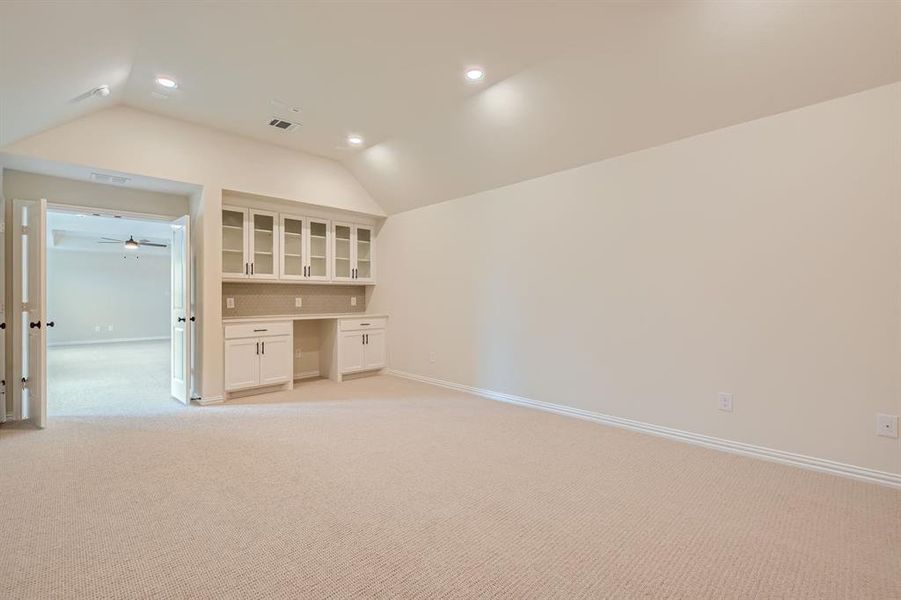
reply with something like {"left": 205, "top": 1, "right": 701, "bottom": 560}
{"left": 98, "top": 241, "right": 121, "bottom": 244}
{"left": 141, "top": 243, "right": 168, "bottom": 248}
{"left": 100, "top": 237, "right": 124, "bottom": 242}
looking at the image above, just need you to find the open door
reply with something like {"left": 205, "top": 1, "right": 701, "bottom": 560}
{"left": 12, "top": 199, "right": 47, "bottom": 428}
{"left": 170, "top": 215, "right": 191, "bottom": 404}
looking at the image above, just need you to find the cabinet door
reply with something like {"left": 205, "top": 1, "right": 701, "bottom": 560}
{"left": 339, "top": 331, "right": 365, "bottom": 374}
{"left": 280, "top": 215, "right": 305, "bottom": 280}
{"left": 363, "top": 329, "right": 386, "bottom": 370}
{"left": 222, "top": 206, "right": 249, "bottom": 278}
{"left": 332, "top": 222, "right": 354, "bottom": 281}
{"left": 354, "top": 225, "right": 375, "bottom": 282}
{"left": 259, "top": 335, "right": 293, "bottom": 386}
{"left": 249, "top": 209, "right": 278, "bottom": 279}
{"left": 306, "top": 218, "right": 331, "bottom": 280}
{"left": 225, "top": 338, "right": 259, "bottom": 390}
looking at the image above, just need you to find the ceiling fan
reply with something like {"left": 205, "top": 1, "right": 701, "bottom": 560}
{"left": 98, "top": 235, "right": 168, "bottom": 250}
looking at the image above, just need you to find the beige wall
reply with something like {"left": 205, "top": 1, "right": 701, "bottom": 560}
{"left": 370, "top": 83, "right": 901, "bottom": 475}
{"left": 1, "top": 105, "right": 383, "bottom": 402}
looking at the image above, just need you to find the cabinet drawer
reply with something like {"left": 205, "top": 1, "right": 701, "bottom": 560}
{"left": 339, "top": 317, "right": 386, "bottom": 331}
{"left": 224, "top": 321, "right": 292, "bottom": 339}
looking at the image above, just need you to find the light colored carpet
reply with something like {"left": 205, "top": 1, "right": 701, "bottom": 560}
{"left": 48, "top": 340, "right": 173, "bottom": 416}
{"left": 1, "top": 374, "right": 898, "bottom": 599}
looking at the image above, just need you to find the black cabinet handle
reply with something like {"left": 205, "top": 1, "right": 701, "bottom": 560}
{"left": 29, "top": 321, "right": 41, "bottom": 329}
{"left": 251, "top": 263, "right": 254, "bottom": 275}
{"left": 261, "top": 341, "right": 265, "bottom": 355}
{"left": 177, "top": 317, "right": 186, "bottom": 322}
{"left": 0, "top": 323, "right": 5, "bottom": 330}
{"left": 47, "top": 321, "right": 55, "bottom": 328}
{"left": 256, "top": 342, "right": 259, "bottom": 355}
{"left": 190, "top": 316, "right": 196, "bottom": 322}
{"left": 245, "top": 263, "right": 249, "bottom": 275}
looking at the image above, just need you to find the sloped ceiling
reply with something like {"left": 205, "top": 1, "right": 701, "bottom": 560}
{"left": 1, "top": 1, "right": 899, "bottom": 214}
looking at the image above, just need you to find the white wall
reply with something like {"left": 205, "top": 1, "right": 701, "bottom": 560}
{"left": 1, "top": 105, "right": 384, "bottom": 401}
{"left": 47, "top": 249, "right": 170, "bottom": 345}
{"left": 370, "top": 83, "right": 901, "bottom": 475}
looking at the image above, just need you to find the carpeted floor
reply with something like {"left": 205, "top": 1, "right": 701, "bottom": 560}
{"left": 1, "top": 373, "right": 898, "bottom": 599}
{"left": 48, "top": 340, "right": 173, "bottom": 416}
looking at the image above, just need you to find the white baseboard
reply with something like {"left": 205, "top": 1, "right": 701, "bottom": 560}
{"left": 194, "top": 395, "right": 224, "bottom": 406}
{"left": 49, "top": 336, "right": 170, "bottom": 347}
{"left": 294, "top": 370, "right": 321, "bottom": 381}
{"left": 386, "top": 369, "right": 901, "bottom": 489}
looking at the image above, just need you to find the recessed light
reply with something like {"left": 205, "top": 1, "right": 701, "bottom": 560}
{"left": 156, "top": 77, "right": 178, "bottom": 89}
{"left": 91, "top": 85, "right": 110, "bottom": 97}
{"left": 465, "top": 68, "right": 485, "bottom": 82}
{"left": 347, "top": 135, "right": 364, "bottom": 146}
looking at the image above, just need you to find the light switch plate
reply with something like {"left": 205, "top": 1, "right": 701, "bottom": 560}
{"left": 295, "top": 297, "right": 302, "bottom": 308}
{"left": 350, "top": 297, "right": 357, "bottom": 307}
{"left": 226, "top": 297, "right": 235, "bottom": 309}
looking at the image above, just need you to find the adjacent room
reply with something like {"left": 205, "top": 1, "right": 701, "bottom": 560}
{"left": 0, "top": 2, "right": 898, "bottom": 599}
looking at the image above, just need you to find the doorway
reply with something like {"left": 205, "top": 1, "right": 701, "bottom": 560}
{"left": 10, "top": 201, "right": 192, "bottom": 425}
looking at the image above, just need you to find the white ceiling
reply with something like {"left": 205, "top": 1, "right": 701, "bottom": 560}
{"left": 47, "top": 211, "right": 171, "bottom": 254}
{"left": 2, "top": 1, "right": 899, "bottom": 213}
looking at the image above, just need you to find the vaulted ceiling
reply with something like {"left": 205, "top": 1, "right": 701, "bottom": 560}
{"left": 1, "top": 1, "right": 899, "bottom": 214}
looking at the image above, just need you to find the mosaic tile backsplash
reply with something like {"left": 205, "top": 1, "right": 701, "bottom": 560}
{"left": 222, "top": 282, "right": 366, "bottom": 317}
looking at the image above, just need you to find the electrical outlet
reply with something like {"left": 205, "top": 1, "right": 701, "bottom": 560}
{"left": 876, "top": 414, "right": 898, "bottom": 438}
{"left": 718, "top": 392, "right": 733, "bottom": 412}
{"left": 429, "top": 352, "right": 436, "bottom": 364}
{"left": 294, "top": 349, "right": 303, "bottom": 359}
{"left": 350, "top": 297, "right": 357, "bottom": 307}
{"left": 108, "top": 325, "right": 114, "bottom": 332}
{"left": 295, "top": 297, "right": 302, "bottom": 308}
{"left": 226, "top": 297, "right": 235, "bottom": 309}
{"left": 95, "top": 325, "right": 100, "bottom": 332}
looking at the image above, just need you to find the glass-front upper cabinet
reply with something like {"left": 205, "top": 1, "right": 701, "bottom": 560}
{"left": 222, "top": 206, "right": 249, "bottom": 278}
{"left": 332, "top": 222, "right": 375, "bottom": 283}
{"left": 280, "top": 215, "right": 331, "bottom": 281}
{"left": 249, "top": 209, "right": 278, "bottom": 279}
{"left": 280, "top": 215, "right": 304, "bottom": 279}
{"left": 306, "top": 218, "right": 330, "bottom": 281}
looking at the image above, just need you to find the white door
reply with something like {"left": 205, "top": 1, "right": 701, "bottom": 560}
{"left": 221, "top": 206, "right": 249, "bottom": 278}
{"left": 249, "top": 209, "right": 278, "bottom": 279}
{"left": 363, "top": 329, "right": 386, "bottom": 370}
{"left": 340, "top": 331, "right": 365, "bottom": 374}
{"left": 224, "top": 338, "right": 259, "bottom": 391}
{"left": 258, "top": 336, "right": 292, "bottom": 386}
{"left": 12, "top": 199, "right": 47, "bottom": 427}
{"left": 170, "top": 215, "right": 191, "bottom": 404}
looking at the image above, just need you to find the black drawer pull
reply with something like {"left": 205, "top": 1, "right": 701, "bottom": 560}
{"left": 253, "top": 329, "right": 268, "bottom": 332}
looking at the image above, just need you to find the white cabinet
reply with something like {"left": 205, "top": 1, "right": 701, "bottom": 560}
{"left": 338, "top": 319, "right": 386, "bottom": 374}
{"left": 224, "top": 321, "right": 293, "bottom": 392}
{"left": 332, "top": 222, "right": 375, "bottom": 283}
{"left": 279, "top": 215, "right": 331, "bottom": 281}
{"left": 221, "top": 206, "right": 279, "bottom": 280}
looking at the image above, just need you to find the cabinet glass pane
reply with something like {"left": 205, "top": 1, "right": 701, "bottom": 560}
{"left": 253, "top": 213, "right": 275, "bottom": 275}
{"left": 222, "top": 209, "right": 245, "bottom": 274}
{"left": 335, "top": 224, "right": 351, "bottom": 278}
{"left": 283, "top": 217, "right": 303, "bottom": 277}
{"left": 356, "top": 227, "right": 371, "bottom": 278}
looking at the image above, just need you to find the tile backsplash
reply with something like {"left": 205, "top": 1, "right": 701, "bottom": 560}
{"left": 222, "top": 282, "right": 366, "bottom": 317}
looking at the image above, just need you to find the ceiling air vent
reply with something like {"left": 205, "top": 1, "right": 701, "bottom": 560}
{"left": 268, "top": 117, "right": 300, "bottom": 132}
{"left": 90, "top": 172, "right": 131, "bottom": 185}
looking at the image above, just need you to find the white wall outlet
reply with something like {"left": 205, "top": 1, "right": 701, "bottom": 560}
{"left": 294, "top": 349, "right": 303, "bottom": 359}
{"left": 429, "top": 352, "right": 436, "bottom": 364}
{"left": 718, "top": 392, "right": 733, "bottom": 412}
{"left": 94, "top": 325, "right": 101, "bottom": 332}
{"left": 226, "top": 297, "right": 235, "bottom": 309}
{"left": 350, "top": 297, "right": 357, "bottom": 307}
{"left": 295, "top": 297, "right": 303, "bottom": 308}
{"left": 107, "top": 325, "right": 114, "bottom": 332}
{"left": 876, "top": 413, "right": 898, "bottom": 438}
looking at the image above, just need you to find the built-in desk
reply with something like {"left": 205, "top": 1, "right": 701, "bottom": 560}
{"left": 222, "top": 314, "right": 388, "bottom": 397}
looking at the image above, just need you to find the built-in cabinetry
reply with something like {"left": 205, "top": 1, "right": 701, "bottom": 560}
{"left": 224, "top": 321, "right": 294, "bottom": 392}
{"left": 339, "top": 318, "right": 386, "bottom": 374}
{"left": 223, "top": 315, "right": 387, "bottom": 397}
{"left": 222, "top": 206, "right": 375, "bottom": 284}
